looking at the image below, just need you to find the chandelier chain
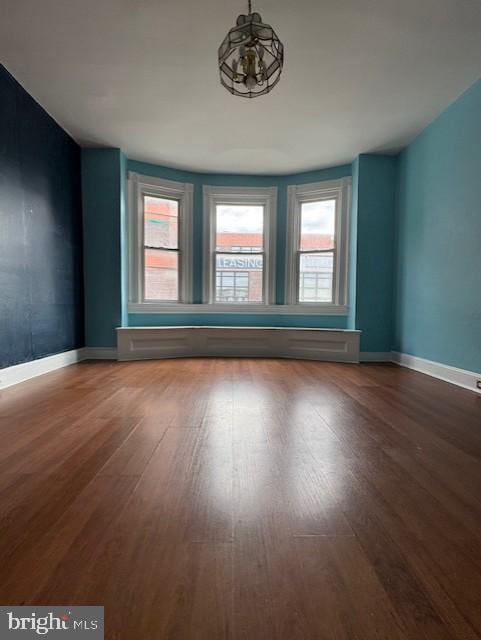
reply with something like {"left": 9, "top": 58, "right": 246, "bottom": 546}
{"left": 248, "top": 0, "right": 252, "bottom": 15}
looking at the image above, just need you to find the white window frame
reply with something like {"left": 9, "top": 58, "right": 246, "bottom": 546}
{"left": 128, "top": 172, "right": 193, "bottom": 307}
{"left": 285, "top": 177, "right": 351, "bottom": 312}
{"left": 203, "top": 185, "right": 277, "bottom": 308}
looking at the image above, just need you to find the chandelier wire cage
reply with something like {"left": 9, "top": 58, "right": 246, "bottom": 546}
{"left": 218, "top": 0, "right": 284, "bottom": 98}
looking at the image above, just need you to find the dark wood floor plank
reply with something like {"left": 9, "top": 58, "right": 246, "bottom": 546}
{"left": 383, "top": 444, "right": 481, "bottom": 540}
{"left": 0, "top": 359, "right": 480, "bottom": 639}
{"left": 183, "top": 423, "right": 234, "bottom": 542}
{"left": 49, "top": 416, "right": 139, "bottom": 480}
{"left": 323, "top": 466, "right": 460, "bottom": 640}
{"left": 0, "top": 416, "right": 114, "bottom": 474}
{"left": 99, "top": 416, "right": 169, "bottom": 476}
{"left": 334, "top": 377, "right": 481, "bottom": 509}
{"left": 323, "top": 462, "right": 481, "bottom": 639}
{"left": 0, "top": 474, "right": 139, "bottom": 604}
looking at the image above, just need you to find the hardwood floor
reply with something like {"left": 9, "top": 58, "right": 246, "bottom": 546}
{"left": 0, "top": 358, "right": 480, "bottom": 639}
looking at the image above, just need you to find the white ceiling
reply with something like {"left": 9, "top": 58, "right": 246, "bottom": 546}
{"left": 1, "top": 0, "right": 481, "bottom": 174}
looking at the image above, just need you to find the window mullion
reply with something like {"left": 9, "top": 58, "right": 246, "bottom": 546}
{"left": 144, "top": 246, "right": 179, "bottom": 252}
{"left": 298, "top": 248, "right": 335, "bottom": 255}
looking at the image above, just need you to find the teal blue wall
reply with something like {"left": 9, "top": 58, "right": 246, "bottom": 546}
{"left": 82, "top": 148, "right": 123, "bottom": 347}
{"left": 353, "top": 155, "right": 398, "bottom": 352}
{"left": 81, "top": 152, "right": 403, "bottom": 350}
{"left": 347, "top": 157, "right": 359, "bottom": 331}
{"left": 394, "top": 77, "right": 481, "bottom": 372}
{"left": 129, "top": 314, "right": 347, "bottom": 329}
{"left": 120, "top": 152, "right": 128, "bottom": 327}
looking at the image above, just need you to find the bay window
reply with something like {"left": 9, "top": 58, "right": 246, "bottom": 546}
{"left": 128, "top": 173, "right": 349, "bottom": 315}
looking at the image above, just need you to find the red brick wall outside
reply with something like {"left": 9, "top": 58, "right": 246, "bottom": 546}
{"left": 144, "top": 198, "right": 178, "bottom": 299}
{"left": 248, "top": 270, "right": 263, "bottom": 301}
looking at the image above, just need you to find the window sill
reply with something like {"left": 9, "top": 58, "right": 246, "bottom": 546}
{"left": 128, "top": 302, "right": 348, "bottom": 316}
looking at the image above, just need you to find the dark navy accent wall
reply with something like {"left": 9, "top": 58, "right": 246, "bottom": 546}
{"left": 0, "top": 65, "right": 84, "bottom": 368}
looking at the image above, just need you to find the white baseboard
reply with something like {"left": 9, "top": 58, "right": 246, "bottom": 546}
{"left": 0, "top": 349, "right": 84, "bottom": 390}
{"left": 2, "top": 343, "right": 479, "bottom": 395}
{"left": 360, "top": 352, "right": 392, "bottom": 362}
{"left": 82, "top": 347, "right": 118, "bottom": 360}
{"left": 0, "top": 346, "right": 119, "bottom": 390}
{"left": 117, "top": 326, "right": 361, "bottom": 363}
{"left": 391, "top": 351, "right": 481, "bottom": 394}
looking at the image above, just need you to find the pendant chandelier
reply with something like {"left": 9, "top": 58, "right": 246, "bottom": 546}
{"left": 218, "top": 0, "right": 284, "bottom": 98}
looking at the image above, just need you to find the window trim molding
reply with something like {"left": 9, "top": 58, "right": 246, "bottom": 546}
{"left": 128, "top": 172, "right": 193, "bottom": 307}
{"left": 128, "top": 302, "right": 347, "bottom": 315}
{"left": 285, "top": 177, "right": 351, "bottom": 309}
{"left": 202, "top": 185, "right": 277, "bottom": 306}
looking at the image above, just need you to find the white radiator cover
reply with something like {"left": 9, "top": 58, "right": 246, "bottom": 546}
{"left": 117, "top": 326, "right": 361, "bottom": 363}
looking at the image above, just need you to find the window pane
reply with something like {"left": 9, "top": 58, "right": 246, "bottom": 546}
{"left": 300, "top": 200, "right": 335, "bottom": 251}
{"left": 299, "top": 252, "right": 333, "bottom": 302}
{"left": 215, "top": 255, "right": 263, "bottom": 302}
{"left": 144, "top": 196, "right": 178, "bottom": 249}
{"left": 144, "top": 248, "right": 178, "bottom": 301}
{"left": 216, "top": 205, "right": 264, "bottom": 253}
